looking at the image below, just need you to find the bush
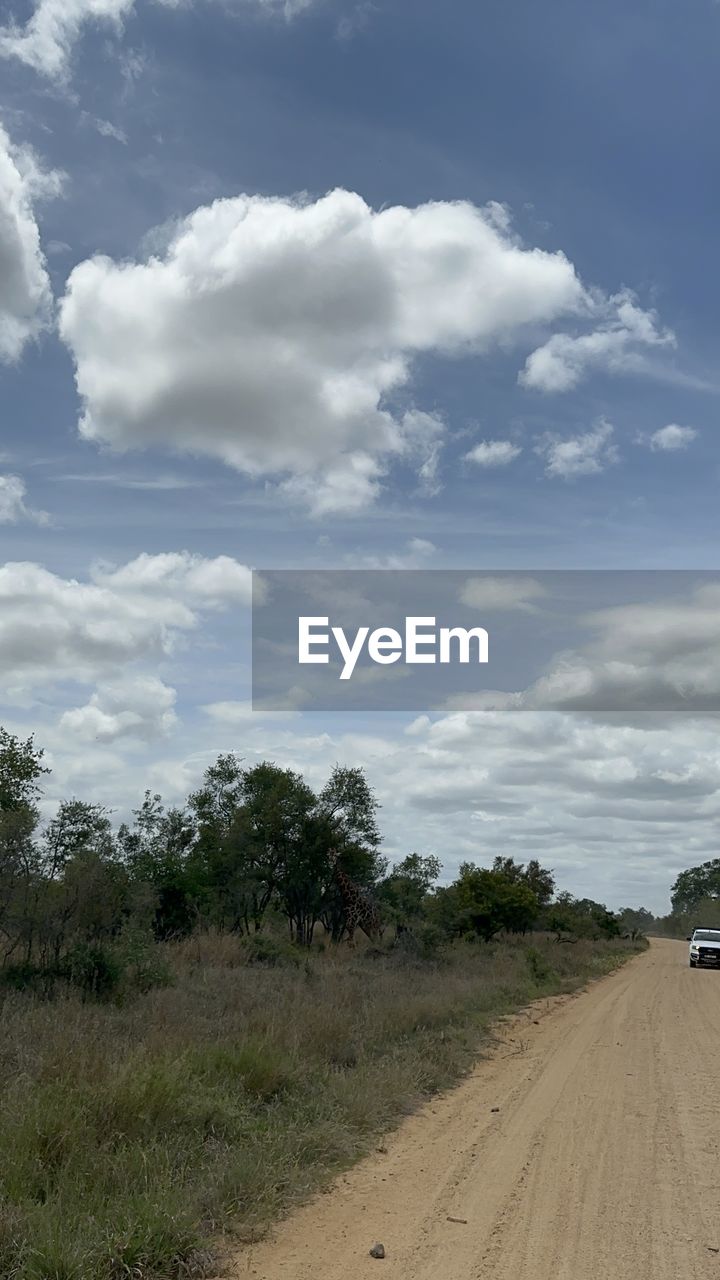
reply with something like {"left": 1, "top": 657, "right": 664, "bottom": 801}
{"left": 239, "top": 934, "right": 301, "bottom": 968}
{"left": 525, "top": 945, "right": 556, "bottom": 984}
{"left": 0, "top": 963, "right": 56, "bottom": 998}
{"left": 114, "top": 925, "right": 174, "bottom": 996}
{"left": 391, "top": 922, "right": 445, "bottom": 962}
{"left": 63, "top": 943, "right": 124, "bottom": 1000}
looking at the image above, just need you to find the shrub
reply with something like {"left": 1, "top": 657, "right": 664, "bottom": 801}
{"left": 63, "top": 943, "right": 124, "bottom": 1000}
{"left": 114, "top": 924, "right": 174, "bottom": 996}
{"left": 239, "top": 934, "right": 301, "bottom": 968}
{"left": 525, "top": 945, "right": 556, "bottom": 984}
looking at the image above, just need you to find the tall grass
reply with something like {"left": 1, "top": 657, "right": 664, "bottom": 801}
{"left": 0, "top": 933, "right": 643, "bottom": 1279}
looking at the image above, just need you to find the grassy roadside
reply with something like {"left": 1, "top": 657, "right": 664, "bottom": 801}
{"left": 0, "top": 933, "right": 645, "bottom": 1280}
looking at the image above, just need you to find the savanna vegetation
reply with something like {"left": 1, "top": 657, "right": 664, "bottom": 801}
{"left": 0, "top": 727, "right": 647, "bottom": 1279}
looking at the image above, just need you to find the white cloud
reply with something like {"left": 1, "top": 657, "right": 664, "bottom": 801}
{"left": 520, "top": 291, "right": 675, "bottom": 393}
{"left": 0, "top": 0, "right": 136, "bottom": 81}
{"left": 535, "top": 418, "right": 618, "bottom": 479}
{"left": 0, "top": 124, "right": 60, "bottom": 362}
{"left": 279, "top": 452, "right": 385, "bottom": 517}
{"left": 92, "top": 550, "right": 253, "bottom": 606}
{"left": 0, "top": 551, "right": 251, "bottom": 691}
{"left": 649, "top": 423, "right": 697, "bottom": 452}
{"left": 0, "top": 474, "right": 49, "bottom": 525}
{"left": 59, "top": 675, "right": 177, "bottom": 742}
{"left": 59, "top": 190, "right": 587, "bottom": 512}
{"left": 352, "top": 536, "right": 437, "bottom": 569}
{"left": 406, "top": 536, "right": 435, "bottom": 558}
{"left": 401, "top": 409, "right": 444, "bottom": 496}
{"left": 464, "top": 439, "right": 521, "bottom": 468}
{"left": 202, "top": 698, "right": 297, "bottom": 724}
{"left": 85, "top": 114, "right": 128, "bottom": 145}
{"left": 0, "top": 0, "right": 321, "bottom": 81}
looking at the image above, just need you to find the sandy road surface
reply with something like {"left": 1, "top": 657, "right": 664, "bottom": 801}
{"left": 234, "top": 940, "right": 720, "bottom": 1280}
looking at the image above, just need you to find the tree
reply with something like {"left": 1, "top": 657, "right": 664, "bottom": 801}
{"left": 379, "top": 853, "right": 442, "bottom": 931}
{"left": 453, "top": 863, "right": 538, "bottom": 942}
{"left": 188, "top": 754, "right": 245, "bottom": 831}
{"left": 0, "top": 729, "right": 49, "bottom": 962}
{"left": 25, "top": 800, "right": 119, "bottom": 964}
{"left": 119, "top": 793, "right": 199, "bottom": 939}
{"left": 491, "top": 856, "right": 555, "bottom": 911}
{"left": 226, "top": 762, "right": 317, "bottom": 935}
{"left": 0, "top": 728, "right": 49, "bottom": 812}
{"left": 671, "top": 860, "right": 720, "bottom": 916}
{"left": 317, "top": 766, "right": 385, "bottom": 941}
{"left": 277, "top": 811, "right": 334, "bottom": 945}
{"left": 43, "top": 800, "right": 114, "bottom": 880}
{"left": 318, "top": 765, "right": 382, "bottom": 856}
{"left": 543, "top": 893, "right": 620, "bottom": 941}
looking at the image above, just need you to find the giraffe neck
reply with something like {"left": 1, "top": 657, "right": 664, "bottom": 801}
{"left": 336, "top": 867, "right": 360, "bottom": 903}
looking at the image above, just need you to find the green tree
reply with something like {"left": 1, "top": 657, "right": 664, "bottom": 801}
{"left": 543, "top": 893, "right": 620, "bottom": 941}
{"left": 226, "top": 762, "right": 318, "bottom": 935}
{"left": 379, "top": 853, "right": 442, "bottom": 931}
{"left": 0, "top": 728, "right": 49, "bottom": 812}
{"left": 119, "top": 793, "right": 199, "bottom": 939}
{"left": 671, "top": 860, "right": 720, "bottom": 915}
{"left": 452, "top": 863, "right": 539, "bottom": 942}
{"left": 0, "top": 729, "right": 49, "bottom": 963}
{"left": 317, "top": 765, "right": 385, "bottom": 940}
{"left": 43, "top": 800, "right": 114, "bottom": 880}
{"left": 491, "top": 856, "right": 555, "bottom": 911}
{"left": 318, "top": 765, "right": 382, "bottom": 854}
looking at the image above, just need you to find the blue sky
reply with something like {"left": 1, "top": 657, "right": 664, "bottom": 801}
{"left": 1, "top": 0, "right": 719, "bottom": 913}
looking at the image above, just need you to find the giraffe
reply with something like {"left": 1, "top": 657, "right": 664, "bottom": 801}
{"left": 328, "top": 848, "right": 383, "bottom": 945}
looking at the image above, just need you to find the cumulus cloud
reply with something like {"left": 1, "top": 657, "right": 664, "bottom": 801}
{"left": 59, "top": 190, "right": 587, "bottom": 512}
{"left": 520, "top": 291, "right": 675, "bottom": 393}
{"left": 92, "top": 550, "right": 253, "bottom": 606}
{"left": 279, "top": 451, "right": 385, "bottom": 516}
{"left": 0, "top": 124, "right": 60, "bottom": 362}
{"left": 649, "top": 423, "right": 697, "bottom": 452}
{"left": 0, "top": 551, "right": 251, "bottom": 691}
{"left": 59, "top": 675, "right": 177, "bottom": 741}
{"left": 0, "top": 474, "right": 49, "bottom": 525}
{"left": 535, "top": 418, "right": 618, "bottom": 479}
{"left": 464, "top": 439, "right": 521, "bottom": 468}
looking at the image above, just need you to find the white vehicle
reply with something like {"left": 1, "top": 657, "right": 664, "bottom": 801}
{"left": 688, "top": 928, "right": 720, "bottom": 968}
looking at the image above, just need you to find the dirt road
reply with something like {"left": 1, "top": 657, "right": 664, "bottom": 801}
{"left": 235, "top": 940, "right": 720, "bottom": 1279}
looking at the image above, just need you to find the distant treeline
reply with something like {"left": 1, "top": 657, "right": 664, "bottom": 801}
{"left": 0, "top": 726, "right": 672, "bottom": 996}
